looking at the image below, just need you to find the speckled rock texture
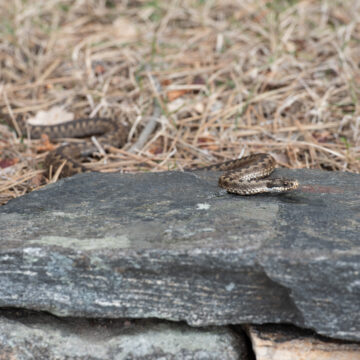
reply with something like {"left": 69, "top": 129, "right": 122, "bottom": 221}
{"left": 0, "top": 169, "right": 359, "bottom": 341}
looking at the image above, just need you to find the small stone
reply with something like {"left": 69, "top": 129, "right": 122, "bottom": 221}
{"left": 246, "top": 324, "right": 360, "bottom": 360}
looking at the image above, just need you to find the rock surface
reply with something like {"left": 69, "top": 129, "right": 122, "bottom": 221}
{"left": 0, "top": 309, "right": 248, "bottom": 360}
{"left": 246, "top": 324, "right": 360, "bottom": 360}
{"left": 0, "top": 169, "right": 359, "bottom": 341}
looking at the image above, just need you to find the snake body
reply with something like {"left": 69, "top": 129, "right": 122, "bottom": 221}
{"left": 16, "top": 116, "right": 128, "bottom": 177}
{"left": 6, "top": 114, "right": 298, "bottom": 194}
{"left": 191, "top": 153, "right": 299, "bottom": 195}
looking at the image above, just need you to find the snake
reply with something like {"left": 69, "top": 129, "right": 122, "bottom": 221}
{"left": 4, "top": 114, "right": 298, "bottom": 194}
{"left": 191, "top": 153, "right": 299, "bottom": 195}
{"left": 7, "top": 115, "right": 129, "bottom": 178}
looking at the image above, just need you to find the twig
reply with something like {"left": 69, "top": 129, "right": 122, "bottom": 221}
{"left": 129, "top": 71, "right": 162, "bottom": 153}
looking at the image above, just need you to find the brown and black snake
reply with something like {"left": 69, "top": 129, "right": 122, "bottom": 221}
{"left": 4, "top": 114, "right": 128, "bottom": 177}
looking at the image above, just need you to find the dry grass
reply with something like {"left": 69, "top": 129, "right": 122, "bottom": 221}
{"left": 0, "top": 0, "right": 359, "bottom": 205}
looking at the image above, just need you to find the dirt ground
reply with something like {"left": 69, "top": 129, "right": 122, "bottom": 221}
{"left": 0, "top": 0, "right": 359, "bottom": 205}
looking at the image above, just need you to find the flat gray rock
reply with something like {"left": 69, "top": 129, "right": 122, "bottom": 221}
{"left": 0, "top": 169, "right": 359, "bottom": 341}
{"left": 0, "top": 309, "right": 247, "bottom": 359}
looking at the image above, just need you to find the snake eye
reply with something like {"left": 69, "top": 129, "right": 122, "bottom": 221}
{"left": 284, "top": 179, "right": 299, "bottom": 189}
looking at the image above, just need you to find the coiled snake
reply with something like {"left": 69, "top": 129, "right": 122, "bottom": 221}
{"left": 6, "top": 115, "right": 298, "bottom": 195}
{"left": 193, "top": 153, "right": 298, "bottom": 195}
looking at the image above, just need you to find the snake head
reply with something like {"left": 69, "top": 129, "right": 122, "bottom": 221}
{"left": 266, "top": 178, "right": 299, "bottom": 192}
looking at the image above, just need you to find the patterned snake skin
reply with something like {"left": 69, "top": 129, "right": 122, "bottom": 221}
{"left": 191, "top": 153, "right": 299, "bottom": 195}
{"left": 12, "top": 115, "right": 129, "bottom": 177}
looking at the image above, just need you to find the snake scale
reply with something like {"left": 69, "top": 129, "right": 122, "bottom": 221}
{"left": 7, "top": 114, "right": 298, "bottom": 195}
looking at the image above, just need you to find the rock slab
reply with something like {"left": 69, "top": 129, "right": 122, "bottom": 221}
{"left": 0, "top": 169, "right": 359, "bottom": 341}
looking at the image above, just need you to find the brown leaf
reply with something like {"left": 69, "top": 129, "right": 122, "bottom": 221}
{"left": 148, "top": 139, "right": 163, "bottom": 155}
{"left": 0, "top": 158, "right": 18, "bottom": 169}
{"left": 167, "top": 89, "right": 191, "bottom": 102}
{"left": 29, "top": 173, "right": 44, "bottom": 188}
{"left": 36, "top": 134, "right": 56, "bottom": 152}
{"left": 197, "top": 136, "right": 219, "bottom": 150}
{"left": 161, "top": 79, "right": 172, "bottom": 86}
{"left": 94, "top": 64, "right": 106, "bottom": 75}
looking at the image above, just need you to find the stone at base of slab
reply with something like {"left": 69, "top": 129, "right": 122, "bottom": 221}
{"left": 0, "top": 309, "right": 249, "bottom": 360}
{"left": 245, "top": 324, "right": 360, "bottom": 360}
